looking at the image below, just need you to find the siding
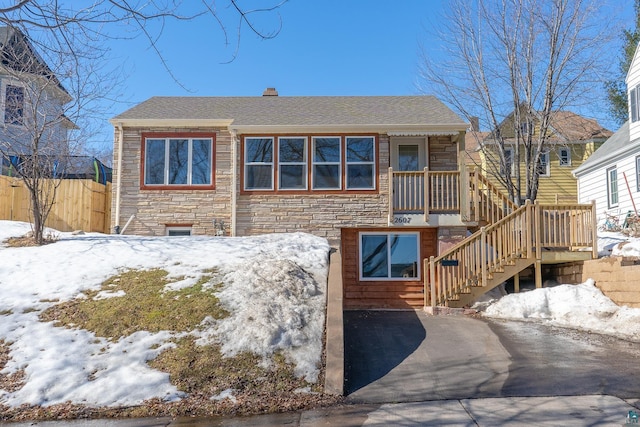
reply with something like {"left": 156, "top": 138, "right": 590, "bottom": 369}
{"left": 628, "top": 47, "right": 640, "bottom": 142}
{"left": 578, "top": 148, "right": 640, "bottom": 221}
{"left": 235, "top": 135, "right": 391, "bottom": 245}
{"left": 341, "top": 227, "right": 438, "bottom": 309}
{"left": 480, "top": 143, "right": 602, "bottom": 204}
{"left": 112, "top": 126, "right": 233, "bottom": 236}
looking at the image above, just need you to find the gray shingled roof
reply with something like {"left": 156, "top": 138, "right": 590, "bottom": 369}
{"left": 112, "top": 95, "right": 466, "bottom": 127}
{"left": 573, "top": 121, "right": 638, "bottom": 176}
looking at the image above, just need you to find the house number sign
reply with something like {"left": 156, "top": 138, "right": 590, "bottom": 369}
{"left": 392, "top": 216, "right": 412, "bottom": 224}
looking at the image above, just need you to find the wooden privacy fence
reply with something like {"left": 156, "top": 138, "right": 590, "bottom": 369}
{"left": 0, "top": 175, "right": 112, "bottom": 233}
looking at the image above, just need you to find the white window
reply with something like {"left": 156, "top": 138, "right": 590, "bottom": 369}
{"left": 244, "top": 137, "right": 274, "bottom": 190}
{"left": 144, "top": 137, "right": 213, "bottom": 186}
{"left": 243, "top": 134, "right": 377, "bottom": 192}
{"left": 537, "top": 151, "right": 550, "bottom": 177}
{"left": 278, "top": 137, "right": 307, "bottom": 190}
{"left": 501, "top": 148, "right": 513, "bottom": 176}
{"left": 608, "top": 166, "right": 618, "bottom": 208}
{"left": 519, "top": 121, "right": 534, "bottom": 135}
{"left": 636, "top": 156, "right": 640, "bottom": 192}
{"left": 346, "top": 136, "right": 375, "bottom": 189}
{"left": 166, "top": 226, "right": 192, "bottom": 236}
{"left": 312, "top": 137, "right": 341, "bottom": 190}
{"left": 5, "top": 84, "right": 24, "bottom": 125}
{"left": 359, "top": 232, "right": 420, "bottom": 280}
{"left": 632, "top": 87, "right": 640, "bottom": 123}
{"left": 559, "top": 148, "right": 571, "bottom": 166}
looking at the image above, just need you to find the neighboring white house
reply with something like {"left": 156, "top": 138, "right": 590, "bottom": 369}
{"left": 573, "top": 44, "right": 640, "bottom": 224}
{"left": 0, "top": 26, "right": 76, "bottom": 175}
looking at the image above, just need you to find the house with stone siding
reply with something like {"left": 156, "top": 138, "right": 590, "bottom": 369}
{"left": 109, "top": 89, "right": 477, "bottom": 308}
{"left": 110, "top": 89, "right": 597, "bottom": 309}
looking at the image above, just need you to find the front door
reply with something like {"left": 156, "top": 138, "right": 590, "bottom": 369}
{"left": 391, "top": 138, "right": 426, "bottom": 171}
{"left": 391, "top": 138, "right": 427, "bottom": 212}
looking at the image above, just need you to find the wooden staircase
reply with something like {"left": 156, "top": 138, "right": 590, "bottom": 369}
{"left": 425, "top": 198, "right": 598, "bottom": 308}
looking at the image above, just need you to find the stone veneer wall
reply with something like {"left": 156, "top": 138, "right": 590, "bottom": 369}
{"left": 235, "top": 135, "right": 391, "bottom": 245}
{"left": 113, "top": 131, "right": 462, "bottom": 245}
{"left": 549, "top": 257, "right": 640, "bottom": 308}
{"left": 111, "top": 127, "right": 233, "bottom": 236}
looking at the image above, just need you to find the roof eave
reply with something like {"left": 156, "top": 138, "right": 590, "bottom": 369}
{"left": 109, "top": 118, "right": 235, "bottom": 128}
{"left": 230, "top": 123, "right": 469, "bottom": 135}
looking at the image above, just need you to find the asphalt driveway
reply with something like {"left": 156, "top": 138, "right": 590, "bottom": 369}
{"left": 344, "top": 310, "right": 640, "bottom": 403}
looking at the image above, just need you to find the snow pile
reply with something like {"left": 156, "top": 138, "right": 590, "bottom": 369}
{"left": 0, "top": 221, "right": 330, "bottom": 408}
{"left": 483, "top": 231, "right": 640, "bottom": 341}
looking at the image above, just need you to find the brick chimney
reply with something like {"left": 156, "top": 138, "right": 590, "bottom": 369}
{"left": 469, "top": 116, "right": 479, "bottom": 131}
{"left": 262, "top": 87, "right": 278, "bottom": 96}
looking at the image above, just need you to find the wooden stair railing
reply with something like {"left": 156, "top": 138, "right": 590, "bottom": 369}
{"left": 425, "top": 200, "right": 597, "bottom": 308}
{"left": 467, "top": 169, "right": 518, "bottom": 224}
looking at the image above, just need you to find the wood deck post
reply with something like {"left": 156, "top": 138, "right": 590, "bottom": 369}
{"left": 429, "top": 256, "right": 437, "bottom": 307}
{"left": 480, "top": 227, "right": 487, "bottom": 287}
{"left": 534, "top": 200, "right": 542, "bottom": 261}
{"left": 535, "top": 260, "right": 542, "bottom": 288}
{"left": 514, "top": 272, "right": 520, "bottom": 293}
{"left": 423, "top": 167, "right": 430, "bottom": 223}
{"left": 388, "top": 167, "right": 393, "bottom": 224}
{"left": 472, "top": 168, "right": 480, "bottom": 223}
{"left": 591, "top": 200, "right": 598, "bottom": 259}
{"left": 423, "top": 258, "right": 429, "bottom": 307}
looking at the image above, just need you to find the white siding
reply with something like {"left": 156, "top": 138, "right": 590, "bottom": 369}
{"left": 628, "top": 45, "right": 640, "bottom": 142}
{"left": 578, "top": 147, "right": 640, "bottom": 223}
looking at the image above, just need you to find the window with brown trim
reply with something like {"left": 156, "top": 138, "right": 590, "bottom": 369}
{"left": 141, "top": 133, "right": 215, "bottom": 190}
{"left": 242, "top": 134, "right": 377, "bottom": 193}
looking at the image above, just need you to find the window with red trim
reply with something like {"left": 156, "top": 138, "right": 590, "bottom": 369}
{"left": 141, "top": 133, "right": 215, "bottom": 189}
{"left": 242, "top": 135, "right": 376, "bottom": 192}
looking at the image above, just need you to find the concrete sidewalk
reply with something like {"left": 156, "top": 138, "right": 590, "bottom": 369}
{"left": 3, "top": 395, "right": 639, "bottom": 426}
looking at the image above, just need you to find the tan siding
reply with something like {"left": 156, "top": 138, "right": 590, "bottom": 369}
{"left": 112, "top": 127, "right": 233, "bottom": 236}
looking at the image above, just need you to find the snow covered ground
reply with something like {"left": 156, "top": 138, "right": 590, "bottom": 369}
{"left": 479, "top": 231, "right": 640, "bottom": 342}
{"left": 1, "top": 220, "right": 640, "bottom": 409}
{"left": 0, "top": 221, "right": 330, "bottom": 408}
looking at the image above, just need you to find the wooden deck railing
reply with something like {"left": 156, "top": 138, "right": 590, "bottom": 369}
{"left": 389, "top": 167, "right": 514, "bottom": 224}
{"left": 425, "top": 200, "right": 597, "bottom": 307}
{"left": 388, "top": 167, "right": 460, "bottom": 219}
{"left": 467, "top": 169, "right": 518, "bottom": 223}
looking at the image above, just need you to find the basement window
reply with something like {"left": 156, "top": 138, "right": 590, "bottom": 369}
{"left": 359, "top": 232, "right": 419, "bottom": 280}
{"left": 166, "top": 226, "right": 192, "bottom": 236}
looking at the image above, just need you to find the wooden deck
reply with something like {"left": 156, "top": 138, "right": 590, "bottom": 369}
{"left": 425, "top": 200, "right": 597, "bottom": 308}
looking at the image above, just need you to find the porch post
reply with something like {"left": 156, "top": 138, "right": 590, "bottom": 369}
{"left": 480, "top": 226, "right": 487, "bottom": 287}
{"left": 458, "top": 132, "right": 471, "bottom": 221}
{"left": 591, "top": 199, "right": 598, "bottom": 259}
{"left": 423, "top": 167, "right": 430, "bottom": 223}
{"left": 429, "top": 256, "right": 437, "bottom": 307}
{"left": 388, "top": 167, "right": 394, "bottom": 225}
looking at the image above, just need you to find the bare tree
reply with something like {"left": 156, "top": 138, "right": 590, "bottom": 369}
{"left": 418, "top": 0, "right": 613, "bottom": 204}
{"left": 0, "top": 1, "right": 287, "bottom": 244}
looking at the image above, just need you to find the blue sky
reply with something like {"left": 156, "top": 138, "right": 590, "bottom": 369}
{"left": 94, "top": 0, "right": 635, "bottom": 154}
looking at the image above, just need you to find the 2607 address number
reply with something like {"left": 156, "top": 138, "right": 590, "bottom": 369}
{"left": 392, "top": 216, "right": 412, "bottom": 224}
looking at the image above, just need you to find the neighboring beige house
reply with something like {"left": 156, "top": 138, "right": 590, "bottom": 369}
{"left": 110, "top": 90, "right": 597, "bottom": 309}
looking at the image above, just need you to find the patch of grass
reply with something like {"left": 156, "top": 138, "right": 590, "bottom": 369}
{"left": 0, "top": 340, "right": 25, "bottom": 393}
{"left": 149, "top": 337, "right": 308, "bottom": 396}
{"left": 40, "top": 269, "right": 227, "bottom": 339}
{"left": 4, "top": 232, "right": 59, "bottom": 247}
{"left": 0, "top": 309, "right": 12, "bottom": 316}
